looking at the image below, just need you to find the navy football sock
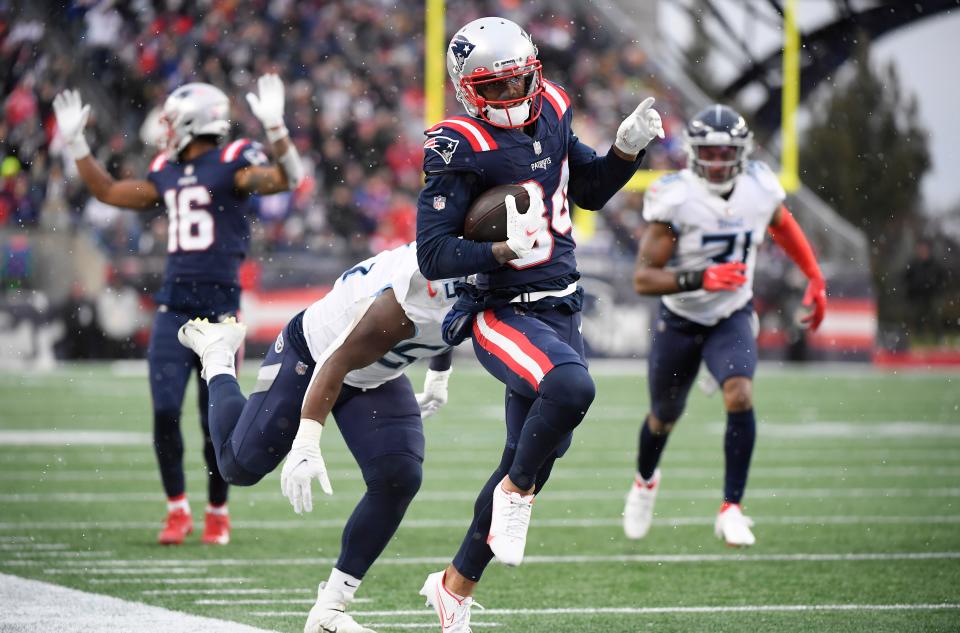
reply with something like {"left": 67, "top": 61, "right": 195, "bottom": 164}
{"left": 724, "top": 408, "right": 756, "bottom": 503}
{"left": 453, "top": 447, "right": 560, "bottom": 581}
{"left": 199, "top": 382, "right": 229, "bottom": 506}
{"left": 637, "top": 416, "right": 670, "bottom": 481}
{"left": 153, "top": 408, "right": 185, "bottom": 498}
{"left": 336, "top": 453, "right": 422, "bottom": 578}
{"left": 508, "top": 364, "right": 595, "bottom": 491}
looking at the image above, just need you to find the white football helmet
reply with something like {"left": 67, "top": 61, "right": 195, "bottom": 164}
{"left": 446, "top": 17, "right": 543, "bottom": 129}
{"left": 160, "top": 82, "right": 231, "bottom": 156}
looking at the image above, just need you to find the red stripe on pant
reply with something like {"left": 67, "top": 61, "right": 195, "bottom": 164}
{"left": 472, "top": 310, "right": 554, "bottom": 391}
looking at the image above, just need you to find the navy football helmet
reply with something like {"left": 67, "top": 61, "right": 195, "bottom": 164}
{"left": 683, "top": 104, "right": 754, "bottom": 194}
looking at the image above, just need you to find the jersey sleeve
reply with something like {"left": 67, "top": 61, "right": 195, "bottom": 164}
{"left": 415, "top": 170, "right": 500, "bottom": 280}
{"left": 642, "top": 173, "right": 686, "bottom": 223}
{"left": 220, "top": 139, "right": 269, "bottom": 171}
{"left": 144, "top": 153, "right": 169, "bottom": 190}
{"left": 422, "top": 126, "right": 482, "bottom": 177}
{"left": 567, "top": 131, "right": 644, "bottom": 210}
{"left": 747, "top": 160, "right": 786, "bottom": 219}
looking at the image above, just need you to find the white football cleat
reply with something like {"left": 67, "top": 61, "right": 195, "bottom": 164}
{"left": 714, "top": 502, "right": 756, "bottom": 547}
{"left": 487, "top": 478, "right": 534, "bottom": 566}
{"left": 419, "top": 570, "right": 483, "bottom": 633}
{"left": 177, "top": 316, "right": 246, "bottom": 357}
{"left": 623, "top": 468, "right": 660, "bottom": 540}
{"left": 304, "top": 582, "right": 376, "bottom": 633}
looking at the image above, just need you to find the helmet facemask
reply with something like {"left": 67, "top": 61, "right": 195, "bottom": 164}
{"left": 684, "top": 132, "right": 753, "bottom": 195}
{"left": 458, "top": 60, "right": 543, "bottom": 129}
{"left": 447, "top": 17, "right": 544, "bottom": 129}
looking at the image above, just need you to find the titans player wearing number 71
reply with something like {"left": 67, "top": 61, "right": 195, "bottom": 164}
{"left": 623, "top": 104, "right": 827, "bottom": 547}
{"left": 53, "top": 75, "right": 304, "bottom": 546}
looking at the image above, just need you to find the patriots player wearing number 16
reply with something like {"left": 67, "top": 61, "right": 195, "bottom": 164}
{"left": 53, "top": 75, "right": 305, "bottom": 546}
{"left": 623, "top": 105, "right": 828, "bottom": 547}
{"left": 415, "top": 17, "right": 663, "bottom": 630}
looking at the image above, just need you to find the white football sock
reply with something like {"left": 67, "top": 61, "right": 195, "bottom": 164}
{"left": 201, "top": 348, "right": 236, "bottom": 382}
{"left": 167, "top": 495, "right": 190, "bottom": 513}
{"left": 324, "top": 568, "right": 362, "bottom": 600}
{"left": 206, "top": 503, "right": 228, "bottom": 516}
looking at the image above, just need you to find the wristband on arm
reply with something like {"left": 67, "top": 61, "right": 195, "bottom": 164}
{"left": 675, "top": 269, "right": 704, "bottom": 291}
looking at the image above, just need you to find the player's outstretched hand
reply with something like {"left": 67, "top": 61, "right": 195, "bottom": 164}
{"left": 415, "top": 368, "right": 452, "bottom": 419}
{"left": 801, "top": 277, "right": 827, "bottom": 331}
{"left": 280, "top": 435, "right": 333, "bottom": 514}
{"left": 615, "top": 97, "right": 665, "bottom": 156}
{"left": 52, "top": 90, "right": 91, "bottom": 159}
{"left": 703, "top": 262, "right": 748, "bottom": 292}
{"left": 246, "top": 73, "right": 286, "bottom": 131}
{"left": 505, "top": 182, "right": 546, "bottom": 259}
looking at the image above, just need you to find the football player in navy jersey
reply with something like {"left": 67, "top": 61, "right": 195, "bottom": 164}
{"left": 414, "top": 17, "right": 664, "bottom": 629}
{"left": 53, "top": 74, "right": 305, "bottom": 546}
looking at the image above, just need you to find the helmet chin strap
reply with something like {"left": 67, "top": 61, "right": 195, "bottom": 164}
{"left": 485, "top": 101, "right": 530, "bottom": 127}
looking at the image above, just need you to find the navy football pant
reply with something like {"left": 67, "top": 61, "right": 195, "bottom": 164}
{"left": 643, "top": 303, "right": 759, "bottom": 503}
{"left": 647, "top": 303, "right": 758, "bottom": 423}
{"left": 207, "top": 315, "right": 425, "bottom": 578}
{"left": 454, "top": 305, "right": 594, "bottom": 580}
{"left": 148, "top": 308, "right": 229, "bottom": 506}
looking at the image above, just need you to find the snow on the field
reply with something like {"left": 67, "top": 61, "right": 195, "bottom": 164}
{"left": 0, "top": 573, "right": 279, "bottom": 633}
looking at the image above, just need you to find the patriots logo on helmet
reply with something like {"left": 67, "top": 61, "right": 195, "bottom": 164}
{"left": 424, "top": 135, "right": 459, "bottom": 165}
{"left": 450, "top": 35, "right": 477, "bottom": 74}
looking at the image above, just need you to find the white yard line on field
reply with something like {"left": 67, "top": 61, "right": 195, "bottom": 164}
{"left": 253, "top": 603, "right": 960, "bottom": 619}
{"left": 1, "top": 515, "right": 958, "bottom": 540}
{"left": 253, "top": 603, "right": 960, "bottom": 621}
{"left": 366, "top": 624, "right": 501, "bottom": 629}
{"left": 11, "top": 551, "right": 960, "bottom": 572}
{"left": 4, "top": 464, "right": 959, "bottom": 482}
{"left": 88, "top": 577, "right": 252, "bottom": 585}
{"left": 0, "top": 572, "right": 278, "bottom": 632}
{"left": 2, "top": 487, "right": 959, "bottom": 505}
{"left": 0, "top": 431, "right": 152, "bottom": 446}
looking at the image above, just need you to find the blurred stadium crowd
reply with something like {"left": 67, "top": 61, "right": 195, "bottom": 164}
{"left": 2, "top": 1, "right": 951, "bottom": 361}
{"left": 0, "top": 0, "right": 683, "bottom": 260}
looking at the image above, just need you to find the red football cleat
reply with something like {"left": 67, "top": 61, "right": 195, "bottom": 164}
{"left": 202, "top": 511, "right": 230, "bottom": 545}
{"left": 158, "top": 508, "right": 193, "bottom": 545}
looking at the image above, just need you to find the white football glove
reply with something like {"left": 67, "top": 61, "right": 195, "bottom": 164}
{"left": 280, "top": 419, "right": 333, "bottom": 514}
{"left": 245, "top": 73, "right": 287, "bottom": 140}
{"left": 52, "top": 89, "right": 91, "bottom": 160}
{"left": 614, "top": 96, "right": 665, "bottom": 156}
{"left": 505, "top": 182, "right": 546, "bottom": 259}
{"left": 415, "top": 368, "right": 452, "bottom": 419}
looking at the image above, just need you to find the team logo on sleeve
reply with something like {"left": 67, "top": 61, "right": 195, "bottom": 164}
{"left": 424, "top": 136, "right": 459, "bottom": 165}
{"left": 449, "top": 35, "right": 477, "bottom": 73}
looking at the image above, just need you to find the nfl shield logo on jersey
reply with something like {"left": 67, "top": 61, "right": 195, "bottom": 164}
{"left": 433, "top": 195, "right": 447, "bottom": 211}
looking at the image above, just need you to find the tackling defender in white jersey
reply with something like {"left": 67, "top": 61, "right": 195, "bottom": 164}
{"left": 624, "top": 105, "right": 827, "bottom": 546}
{"left": 178, "top": 242, "right": 460, "bottom": 633}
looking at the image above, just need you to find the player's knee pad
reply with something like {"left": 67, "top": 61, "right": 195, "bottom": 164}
{"left": 363, "top": 453, "right": 423, "bottom": 505}
{"left": 539, "top": 363, "right": 596, "bottom": 412}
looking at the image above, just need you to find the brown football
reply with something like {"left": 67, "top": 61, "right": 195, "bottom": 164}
{"left": 463, "top": 184, "right": 530, "bottom": 242}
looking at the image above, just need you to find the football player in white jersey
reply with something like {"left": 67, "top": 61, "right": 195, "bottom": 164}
{"left": 178, "top": 242, "right": 461, "bottom": 633}
{"left": 623, "top": 105, "right": 827, "bottom": 547}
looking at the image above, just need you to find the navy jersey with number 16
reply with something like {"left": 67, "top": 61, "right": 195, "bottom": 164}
{"left": 145, "top": 139, "right": 268, "bottom": 313}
